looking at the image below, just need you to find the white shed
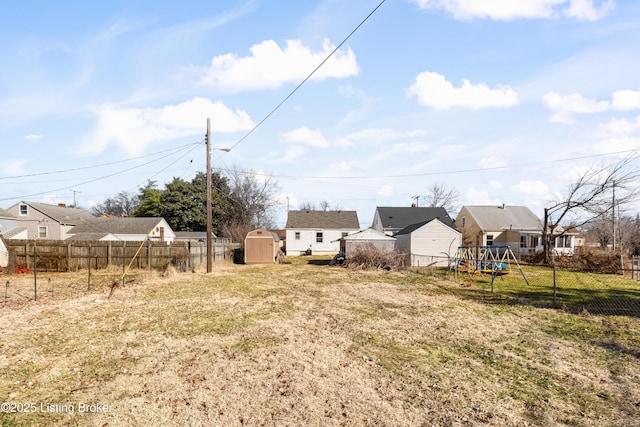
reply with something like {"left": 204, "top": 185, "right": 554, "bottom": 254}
{"left": 394, "top": 219, "right": 461, "bottom": 267}
{"left": 339, "top": 228, "right": 396, "bottom": 257}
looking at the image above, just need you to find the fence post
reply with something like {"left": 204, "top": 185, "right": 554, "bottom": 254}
{"left": 552, "top": 260, "right": 557, "bottom": 308}
{"left": 147, "top": 241, "right": 152, "bottom": 271}
{"left": 122, "top": 241, "right": 126, "bottom": 287}
{"left": 33, "top": 241, "right": 37, "bottom": 302}
{"left": 88, "top": 243, "right": 92, "bottom": 290}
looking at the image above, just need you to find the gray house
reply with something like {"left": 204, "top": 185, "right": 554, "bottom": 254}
{"left": 6, "top": 201, "right": 95, "bottom": 240}
{"left": 372, "top": 206, "right": 456, "bottom": 236}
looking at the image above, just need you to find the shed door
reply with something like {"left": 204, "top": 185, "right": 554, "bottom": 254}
{"left": 246, "top": 238, "right": 274, "bottom": 263}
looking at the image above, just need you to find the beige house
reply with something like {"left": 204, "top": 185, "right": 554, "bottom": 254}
{"left": 456, "top": 205, "right": 543, "bottom": 257}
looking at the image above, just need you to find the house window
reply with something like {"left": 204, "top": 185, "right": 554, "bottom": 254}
{"left": 486, "top": 234, "right": 494, "bottom": 246}
{"left": 19, "top": 204, "right": 28, "bottom": 216}
{"left": 555, "top": 235, "right": 572, "bottom": 248}
{"left": 342, "top": 232, "right": 348, "bottom": 238}
{"left": 316, "top": 232, "right": 323, "bottom": 243}
{"left": 520, "top": 235, "right": 526, "bottom": 248}
{"left": 295, "top": 232, "right": 300, "bottom": 240}
{"left": 38, "top": 226, "right": 47, "bottom": 238}
{"left": 461, "top": 216, "right": 466, "bottom": 227}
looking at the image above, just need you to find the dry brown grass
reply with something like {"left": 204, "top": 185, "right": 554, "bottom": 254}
{"left": 0, "top": 261, "right": 639, "bottom": 426}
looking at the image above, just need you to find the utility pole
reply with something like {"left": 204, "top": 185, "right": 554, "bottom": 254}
{"left": 412, "top": 196, "right": 420, "bottom": 207}
{"left": 71, "top": 189, "right": 80, "bottom": 208}
{"left": 206, "top": 118, "right": 213, "bottom": 273}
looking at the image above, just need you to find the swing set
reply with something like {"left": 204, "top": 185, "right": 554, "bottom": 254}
{"left": 452, "top": 245, "right": 529, "bottom": 291}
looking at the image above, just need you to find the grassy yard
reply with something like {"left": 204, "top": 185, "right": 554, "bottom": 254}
{"left": 0, "top": 258, "right": 639, "bottom": 426}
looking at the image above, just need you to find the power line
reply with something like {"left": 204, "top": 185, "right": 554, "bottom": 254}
{"left": 0, "top": 142, "right": 200, "bottom": 180}
{"left": 214, "top": 147, "right": 640, "bottom": 181}
{"left": 0, "top": 141, "right": 202, "bottom": 202}
{"left": 229, "top": 0, "right": 387, "bottom": 151}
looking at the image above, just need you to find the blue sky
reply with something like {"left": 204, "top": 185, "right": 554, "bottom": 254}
{"left": 1, "top": 0, "right": 639, "bottom": 228}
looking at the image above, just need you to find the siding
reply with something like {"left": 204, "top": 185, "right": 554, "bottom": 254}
{"left": 397, "top": 220, "right": 461, "bottom": 267}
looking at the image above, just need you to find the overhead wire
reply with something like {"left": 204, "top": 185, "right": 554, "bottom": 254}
{"left": 0, "top": 140, "right": 204, "bottom": 202}
{"left": 228, "top": 0, "right": 387, "bottom": 152}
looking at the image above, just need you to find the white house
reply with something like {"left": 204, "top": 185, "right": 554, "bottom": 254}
{"left": 67, "top": 217, "right": 176, "bottom": 243}
{"left": 285, "top": 210, "right": 360, "bottom": 256}
{"left": 394, "top": 218, "right": 461, "bottom": 267}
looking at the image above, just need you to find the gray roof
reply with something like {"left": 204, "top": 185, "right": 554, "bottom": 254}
{"left": 1, "top": 226, "right": 27, "bottom": 239}
{"left": 376, "top": 207, "right": 456, "bottom": 230}
{"left": 394, "top": 218, "right": 458, "bottom": 236}
{"left": 0, "top": 208, "right": 15, "bottom": 219}
{"left": 66, "top": 232, "right": 115, "bottom": 241}
{"left": 461, "top": 205, "right": 543, "bottom": 232}
{"left": 21, "top": 202, "right": 95, "bottom": 225}
{"left": 174, "top": 231, "right": 214, "bottom": 240}
{"left": 68, "top": 217, "right": 166, "bottom": 234}
{"left": 286, "top": 210, "right": 360, "bottom": 229}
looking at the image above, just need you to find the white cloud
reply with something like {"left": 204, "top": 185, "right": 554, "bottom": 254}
{"left": 24, "top": 134, "right": 44, "bottom": 141}
{"left": 279, "top": 126, "right": 351, "bottom": 149}
{"left": 465, "top": 186, "right": 501, "bottom": 205}
{"left": 377, "top": 184, "right": 394, "bottom": 196}
{"left": 274, "top": 146, "right": 308, "bottom": 163}
{"left": 1, "top": 158, "right": 27, "bottom": 175}
{"left": 542, "top": 92, "right": 609, "bottom": 123}
{"left": 593, "top": 137, "right": 640, "bottom": 154}
{"left": 85, "top": 97, "right": 253, "bottom": 156}
{"left": 489, "top": 180, "right": 504, "bottom": 190}
{"left": 479, "top": 156, "right": 509, "bottom": 169}
{"left": 411, "top": 0, "right": 613, "bottom": 21}
{"left": 563, "top": 0, "right": 615, "bottom": 21}
{"left": 611, "top": 90, "right": 640, "bottom": 111}
{"left": 511, "top": 180, "right": 550, "bottom": 197}
{"left": 195, "top": 38, "right": 359, "bottom": 91}
{"left": 348, "top": 128, "right": 430, "bottom": 144}
{"left": 406, "top": 71, "right": 518, "bottom": 110}
{"left": 597, "top": 117, "right": 640, "bottom": 137}
{"left": 543, "top": 90, "right": 640, "bottom": 123}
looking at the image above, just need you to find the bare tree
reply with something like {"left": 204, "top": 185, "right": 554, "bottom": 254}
{"left": 298, "top": 201, "right": 317, "bottom": 211}
{"left": 221, "top": 166, "right": 280, "bottom": 244}
{"left": 542, "top": 153, "right": 640, "bottom": 262}
{"left": 423, "top": 182, "right": 461, "bottom": 214}
{"left": 91, "top": 191, "right": 140, "bottom": 217}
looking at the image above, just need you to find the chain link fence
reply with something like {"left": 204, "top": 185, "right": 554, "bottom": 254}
{"left": 436, "top": 258, "right": 640, "bottom": 317}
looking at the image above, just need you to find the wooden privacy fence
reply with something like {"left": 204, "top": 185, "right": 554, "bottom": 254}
{"left": 5, "top": 239, "right": 237, "bottom": 272}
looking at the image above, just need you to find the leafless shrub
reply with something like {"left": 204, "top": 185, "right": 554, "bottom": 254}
{"left": 343, "top": 243, "right": 404, "bottom": 270}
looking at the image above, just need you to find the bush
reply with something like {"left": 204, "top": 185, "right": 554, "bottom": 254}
{"left": 343, "top": 243, "right": 404, "bottom": 270}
